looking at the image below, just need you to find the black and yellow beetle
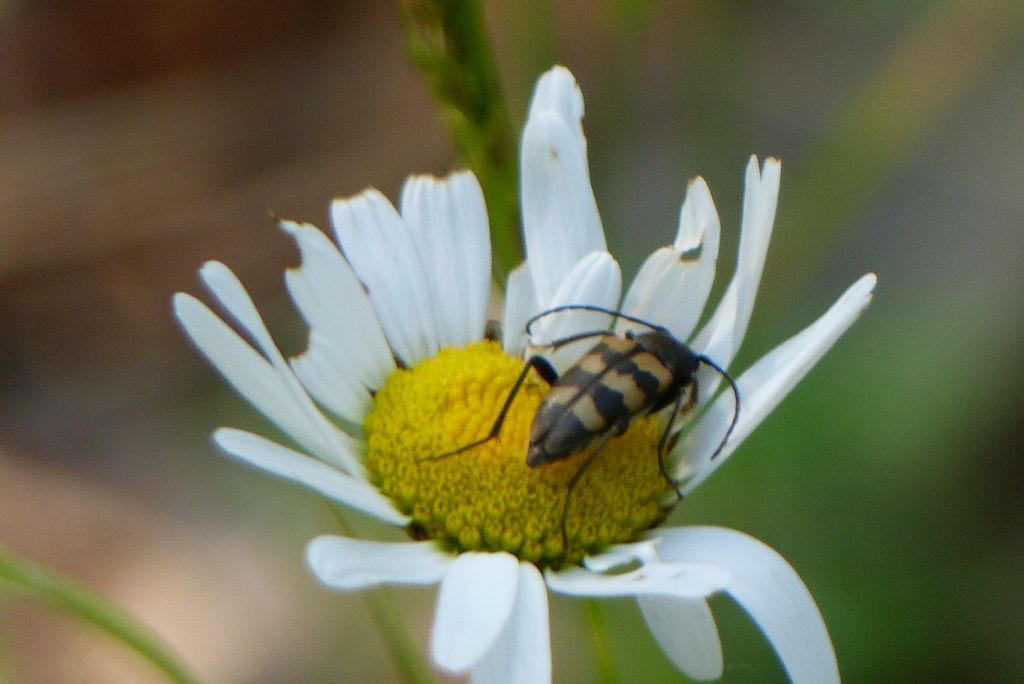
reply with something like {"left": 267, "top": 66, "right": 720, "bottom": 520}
{"left": 436, "top": 304, "right": 741, "bottom": 544}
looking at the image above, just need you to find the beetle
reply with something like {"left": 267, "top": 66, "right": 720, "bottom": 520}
{"left": 431, "top": 304, "right": 741, "bottom": 548}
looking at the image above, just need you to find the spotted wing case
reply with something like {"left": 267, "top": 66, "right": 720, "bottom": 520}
{"left": 526, "top": 335, "right": 677, "bottom": 466}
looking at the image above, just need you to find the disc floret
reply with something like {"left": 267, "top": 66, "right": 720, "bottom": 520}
{"left": 364, "top": 341, "right": 674, "bottom": 566}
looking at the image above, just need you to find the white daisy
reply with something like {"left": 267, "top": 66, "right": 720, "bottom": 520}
{"left": 175, "top": 65, "right": 875, "bottom": 683}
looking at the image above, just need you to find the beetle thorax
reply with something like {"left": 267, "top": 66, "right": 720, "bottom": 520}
{"left": 631, "top": 329, "right": 700, "bottom": 379}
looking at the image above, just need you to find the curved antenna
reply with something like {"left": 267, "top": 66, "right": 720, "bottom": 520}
{"left": 696, "top": 355, "right": 741, "bottom": 461}
{"left": 525, "top": 304, "right": 667, "bottom": 338}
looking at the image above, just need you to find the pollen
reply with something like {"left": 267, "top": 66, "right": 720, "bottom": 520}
{"left": 364, "top": 340, "right": 675, "bottom": 567}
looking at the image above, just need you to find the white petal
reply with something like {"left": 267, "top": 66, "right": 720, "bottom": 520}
{"left": 213, "top": 429, "right": 405, "bottom": 525}
{"left": 733, "top": 157, "right": 781, "bottom": 351}
{"left": 639, "top": 596, "right": 723, "bottom": 681}
{"left": 694, "top": 157, "right": 781, "bottom": 371}
{"left": 400, "top": 171, "right": 491, "bottom": 348}
{"left": 528, "top": 251, "right": 621, "bottom": 372}
{"left": 306, "top": 535, "right": 452, "bottom": 589}
{"left": 194, "top": 262, "right": 365, "bottom": 477}
{"left": 173, "top": 292, "right": 356, "bottom": 475}
{"left": 290, "top": 332, "right": 372, "bottom": 425}
{"left": 175, "top": 294, "right": 315, "bottom": 449}
{"left": 502, "top": 262, "right": 539, "bottom": 357}
{"left": 545, "top": 561, "right": 729, "bottom": 600}
{"left": 620, "top": 177, "right": 720, "bottom": 342}
{"left": 528, "top": 65, "right": 585, "bottom": 142}
{"left": 691, "top": 281, "right": 739, "bottom": 406}
{"left": 677, "top": 273, "right": 876, "bottom": 491}
{"left": 653, "top": 527, "right": 839, "bottom": 684}
{"left": 470, "top": 562, "right": 551, "bottom": 684}
{"left": 432, "top": 552, "right": 521, "bottom": 673}
{"left": 331, "top": 189, "right": 438, "bottom": 365}
{"left": 281, "top": 220, "right": 395, "bottom": 390}
{"left": 521, "top": 70, "right": 605, "bottom": 304}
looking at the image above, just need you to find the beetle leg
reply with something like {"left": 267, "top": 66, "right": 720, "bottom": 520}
{"left": 560, "top": 421, "right": 628, "bottom": 553}
{"left": 421, "top": 355, "right": 558, "bottom": 461}
{"left": 529, "top": 355, "right": 558, "bottom": 385}
{"left": 656, "top": 390, "right": 688, "bottom": 500}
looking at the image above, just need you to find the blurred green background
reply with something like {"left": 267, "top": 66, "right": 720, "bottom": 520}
{"left": 1, "top": 1, "right": 1022, "bottom": 682}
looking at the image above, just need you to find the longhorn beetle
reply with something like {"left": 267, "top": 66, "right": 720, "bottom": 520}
{"left": 431, "top": 304, "right": 741, "bottom": 550}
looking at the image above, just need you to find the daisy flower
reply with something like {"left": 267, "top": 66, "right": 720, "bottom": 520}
{"left": 174, "top": 66, "right": 875, "bottom": 683}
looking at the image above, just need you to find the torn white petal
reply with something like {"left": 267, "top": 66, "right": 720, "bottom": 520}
{"left": 281, "top": 220, "right": 395, "bottom": 390}
{"left": 621, "top": 177, "right": 720, "bottom": 342}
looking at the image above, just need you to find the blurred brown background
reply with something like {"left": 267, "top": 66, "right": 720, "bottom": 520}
{"left": 1, "top": 1, "right": 1022, "bottom": 682}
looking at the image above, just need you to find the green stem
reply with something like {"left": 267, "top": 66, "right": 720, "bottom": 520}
{"left": 330, "top": 508, "right": 437, "bottom": 684}
{"left": 400, "top": 0, "right": 522, "bottom": 280}
{"left": 585, "top": 599, "right": 618, "bottom": 684}
{"left": 364, "top": 585, "right": 437, "bottom": 684}
{"left": 0, "top": 544, "right": 202, "bottom": 684}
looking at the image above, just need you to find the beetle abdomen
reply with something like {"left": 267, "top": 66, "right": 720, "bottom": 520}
{"left": 526, "top": 335, "right": 674, "bottom": 467}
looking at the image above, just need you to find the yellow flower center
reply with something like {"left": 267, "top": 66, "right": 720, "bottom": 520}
{"left": 364, "top": 340, "right": 674, "bottom": 567}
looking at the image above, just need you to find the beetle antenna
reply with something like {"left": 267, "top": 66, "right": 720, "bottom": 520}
{"left": 696, "top": 356, "right": 741, "bottom": 461}
{"left": 525, "top": 305, "right": 666, "bottom": 338}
